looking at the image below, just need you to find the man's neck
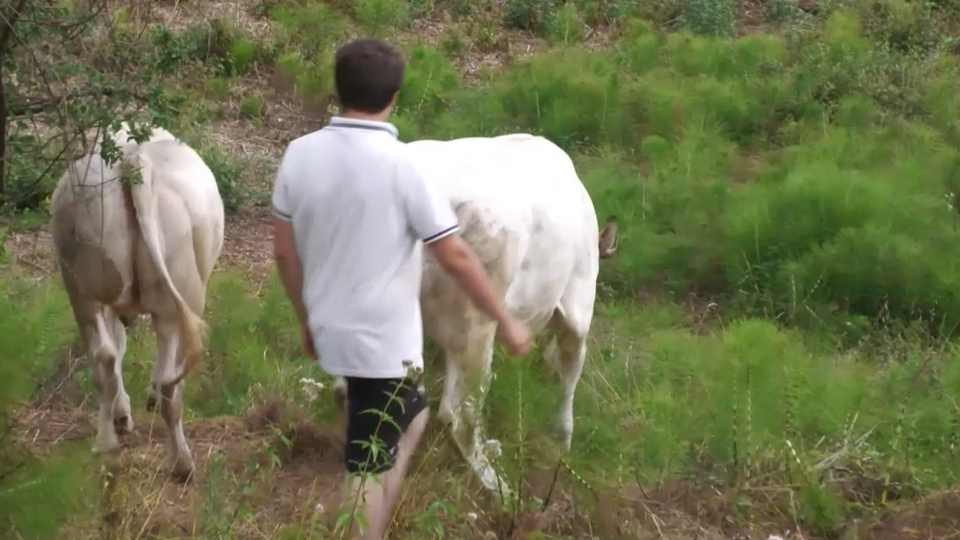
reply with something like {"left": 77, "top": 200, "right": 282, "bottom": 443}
{"left": 339, "top": 109, "right": 391, "bottom": 123}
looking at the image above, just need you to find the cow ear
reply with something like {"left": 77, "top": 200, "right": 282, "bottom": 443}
{"left": 599, "top": 216, "right": 618, "bottom": 259}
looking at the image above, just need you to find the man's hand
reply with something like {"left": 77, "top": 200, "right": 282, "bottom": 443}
{"left": 301, "top": 323, "right": 318, "bottom": 360}
{"left": 497, "top": 316, "right": 533, "bottom": 356}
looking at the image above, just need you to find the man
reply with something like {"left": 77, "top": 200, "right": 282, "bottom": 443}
{"left": 271, "top": 38, "right": 533, "bottom": 540}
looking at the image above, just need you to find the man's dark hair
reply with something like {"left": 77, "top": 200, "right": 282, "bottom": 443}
{"left": 334, "top": 38, "right": 405, "bottom": 114}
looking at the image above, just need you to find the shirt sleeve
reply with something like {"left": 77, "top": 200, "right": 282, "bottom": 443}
{"left": 399, "top": 157, "right": 459, "bottom": 244}
{"left": 271, "top": 144, "right": 296, "bottom": 221}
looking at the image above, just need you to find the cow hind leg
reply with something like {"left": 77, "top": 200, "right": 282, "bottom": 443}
{"left": 545, "top": 284, "right": 593, "bottom": 451}
{"left": 437, "top": 321, "right": 512, "bottom": 503}
{"left": 146, "top": 359, "right": 159, "bottom": 412}
{"left": 109, "top": 312, "right": 134, "bottom": 435}
{"left": 153, "top": 316, "right": 195, "bottom": 482}
{"left": 87, "top": 308, "right": 133, "bottom": 453}
{"left": 58, "top": 258, "right": 134, "bottom": 451}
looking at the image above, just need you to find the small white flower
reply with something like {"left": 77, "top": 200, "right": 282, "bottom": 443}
{"left": 466, "top": 512, "right": 478, "bottom": 522}
{"left": 299, "top": 378, "right": 326, "bottom": 402}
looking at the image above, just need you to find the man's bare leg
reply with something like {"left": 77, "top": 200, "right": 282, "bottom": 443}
{"left": 340, "top": 408, "right": 431, "bottom": 540}
{"left": 382, "top": 408, "right": 430, "bottom": 515}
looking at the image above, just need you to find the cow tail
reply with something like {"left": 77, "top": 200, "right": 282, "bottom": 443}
{"left": 126, "top": 149, "right": 208, "bottom": 388}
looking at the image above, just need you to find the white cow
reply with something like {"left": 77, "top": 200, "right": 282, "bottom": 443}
{"left": 50, "top": 124, "right": 225, "bottom": 481}
{"left": 333, "top": 134, "right": 617, "bottom": 501}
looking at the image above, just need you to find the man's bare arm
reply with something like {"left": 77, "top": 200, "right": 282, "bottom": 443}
{"left": 272, "top": 216, "right": 309, "bottom": 326}
{"left": 425, "top": 234, "right": 512, "bottom": 325}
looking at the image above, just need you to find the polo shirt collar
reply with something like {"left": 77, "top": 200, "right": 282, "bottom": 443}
{"left": 328, "top": 116, "right": 399, "bottom": 139}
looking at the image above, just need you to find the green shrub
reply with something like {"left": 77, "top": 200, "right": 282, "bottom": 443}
{"left": 720, "top": 140, "right": 960, "bottom": 336}
{"left": 397, "top": 44, "right": 462, "bottom": 122}
{"left": 682, "top": 0, "right": 735, "bottom": 36}
{"left": 490, "top": 50, "right": 628, "bottom": 150}
{"left": 408, "top": 0, "right": 436, "bottom": 17}
{"left": 504, "top": 0, "right": 562, "bottom": 32}
{"left": 230, "top": 38, "right": 258, "bottom": 75}
{"left": 0, "top": 274, "right": 87, "bottom": 539}
{"left": 148, "top": 20, "right": 273, "bottom": 78}
{"left": 240, "top": 94, "right": 265, "bottom": 119}
{"left": 766, "top": 0, "right": 807, "bottom": 24}
{"left": 270, "top": 3, "right": 348, "bottom": 57}
{"left": 860, "top": 0, "right": 938, "bottom": 53}
{"left": 572, "top": 309, "right": 960, "bottom": 496}
{"left": 1, "top": 134, "right": 59, "bottom": 211}
{"left": 353, "top": 0, "right": 410, "bottom": 36}
{"left": 182, "top": 19, "right": 239, "bottom": 77}
{"left": 545, "top": 3, "right": 586, "bottom": 45}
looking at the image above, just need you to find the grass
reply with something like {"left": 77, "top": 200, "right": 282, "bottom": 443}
{"left": 5, "top": 267, "right": 960, "bottom": 539}
{"left": 5, "top": 0, "right": 960, "bottom": 537}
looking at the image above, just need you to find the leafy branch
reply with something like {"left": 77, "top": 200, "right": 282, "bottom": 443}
{"left": 0, "top": 0, "right": 175, "bottom": 208}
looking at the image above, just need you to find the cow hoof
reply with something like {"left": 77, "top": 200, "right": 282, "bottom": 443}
{"left": 145, "top": 394, "right": 158, "bottom": 412}
{"left": 92, "top": 434, "right": 121, "bottom": 455}
{"left": 477, "top": 468, "right": 512, "bottom": 505}
{"left": 554, "top": 424, "right": 573, "bottom": 451}
{"left": 482, "top": 439, "right": 503, "bottom": 459}
{"left": 170, "top": 461, "right": 195, "bottom": 484}
{"left": 113, "top": 415, "right": 134, "bottom": 435}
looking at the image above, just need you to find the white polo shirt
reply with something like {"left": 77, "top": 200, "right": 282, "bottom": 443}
{"left": 271, "top": 116, "right": 459, "bottom": 379}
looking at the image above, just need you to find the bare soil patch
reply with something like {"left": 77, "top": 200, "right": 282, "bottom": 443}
{"left": 855, "top": 490, "right": 960, "bottom": 540}
{"left": 219, "top": 204, "right": 276, "bottom": 279}
{"left": 12, "top": 395, "right": 348, "bottom": 539}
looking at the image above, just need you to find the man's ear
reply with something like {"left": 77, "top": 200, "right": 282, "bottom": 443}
{"left": 389, "top": 91, "right": 399, "bottom": 107}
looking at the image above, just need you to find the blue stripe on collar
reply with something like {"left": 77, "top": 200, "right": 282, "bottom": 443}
{"left": 328, "top": 116, "right": 399, "bottom": 138}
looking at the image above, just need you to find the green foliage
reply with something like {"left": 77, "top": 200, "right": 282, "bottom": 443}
{"left": 766, "top": 0, "right": 808, "bottom": 24}
{"left": 270, "top": 2, "right": 349, "bottom": 57}
{"left": 683, "top": 0, "right": 736, "bottom": 36}
{"left": 545, "top": 2, "right": 586, "bottom": 45}
{"left": 240, "top": 94, "right": 265, "bottom": 119}
{"left": 2, "top": 2, "right": 179, "bottom": 210}
{"left": 352, "top": 0, "right": 410, "bottom": 36}
{"left": 149, "top": 20, "right": 275, "bottom": 78}
{"left": 230, "top": 38, "right": 260, "bottom": 75}
{"left": 408, "top": 0, "right": 437, "bottom": 17}
{"left": 270, "top": 3, "right": 349, "bottom": 105}
{"left": 504, "top": 0, "right": 562, "bottom": 32}
{"left": 2, "top": 131, "right": 61, "bottom": 211}
{"left": 0, "top": 273, "right": 86, "bottom": 539}
{"left": 859, "top": 0, "right": 939, "bottom": 53}
{"left": 397, "top": 44, "right": 462, "bottom": 122}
